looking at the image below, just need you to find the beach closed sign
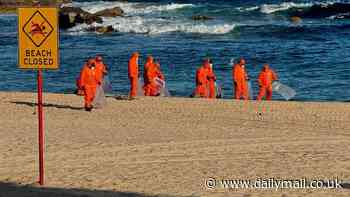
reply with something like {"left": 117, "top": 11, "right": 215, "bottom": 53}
{"left": 18, "top": 7, "right": 59, "bottom": 69}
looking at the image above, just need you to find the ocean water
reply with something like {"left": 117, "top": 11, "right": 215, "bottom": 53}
{"left": 1, "top": 0, "right": 350, "bottom": 101}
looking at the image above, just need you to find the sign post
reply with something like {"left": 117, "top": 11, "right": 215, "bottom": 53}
{"left": 37, "top": 69, "right": 44, "bottom": 185}
{"left": 18, "top": 7, "right": 59, "bottom": 185}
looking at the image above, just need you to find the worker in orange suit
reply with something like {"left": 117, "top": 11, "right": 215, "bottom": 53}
{"left": 79, "top": 59, "right": 100, "bottom": 111}
{"left": 232, "top": 58, "right": 249, "bottom": 100}
{"left": 207, "top": 60, "right": 217, "bottom": 99}
{"left": 128, "top": 52, "right": 139, "bottom": 98}
{"left": 145, "top": 62, "right": 160, "bottom": 96}
{"left": 94, "top": 55, "right": 108, "bottom": 83}
{"left": 257, "top": 64, "right": 278, "bottom": 101}
{"left": 143, "top": 56, "right": 156, "bottom": 96}
{"left": 194, "top": 59, "right": 210, "bottom": 98}
{"left": 76, "top": 60, "right": 90, "bottom": 96}
{"left": 143, "top": 56, "right": 154, "bottom": 78}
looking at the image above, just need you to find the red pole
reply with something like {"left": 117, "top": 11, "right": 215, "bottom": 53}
{"left": 37, "top": 69, "right": 44, "bottom": 185}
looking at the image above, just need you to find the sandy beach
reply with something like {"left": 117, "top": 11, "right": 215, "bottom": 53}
{"left": 0, "top": 91, "right": 349, "bottom": 197}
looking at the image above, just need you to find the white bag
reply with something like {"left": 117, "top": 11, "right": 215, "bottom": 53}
{"left": 272, "top": 81, "right": 296, "bottom": 101}
{"left": 247, "top": 81, "right": 253, "bottom": 100}
{"left": 102, "top": 76, "right": 113, "bottom": 93}
{"left": 92, "top": 85, "right": 106, "bottom": 108}
{"left": 154, "top": 77, "right": 170, "bottom": 97}
{"left": 137, "top": 78, "right": 144, "bottom": 96}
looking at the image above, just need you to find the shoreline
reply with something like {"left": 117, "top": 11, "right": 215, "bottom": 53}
{"left": 1, "top": 90, "right": 349, "bottom": 103}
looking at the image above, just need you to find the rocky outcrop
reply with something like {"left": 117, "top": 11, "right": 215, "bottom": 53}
{"left": 59, "top": 6, "right": 124, "bottom": 30}
{"left": 89, "top": 25, "right": 115, "bottom": 34}
{"left": 191, "top": 15, "right": 214, "bottom": 21}
{"left": 94, "top": 7, "right": 124, "bottom": 17}
{"left": 59, "top": 7, "right": 103, "bottom": 29}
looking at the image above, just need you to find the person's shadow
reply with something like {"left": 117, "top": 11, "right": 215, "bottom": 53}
{"left": 10, "top": 101, "right": 84, "bottom": 111}
{"left": 0, "top": 181, "right": 181, "bottom": 197}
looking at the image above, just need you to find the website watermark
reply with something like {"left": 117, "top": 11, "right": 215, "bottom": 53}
{"left": 205, "top": 177, "right": 343, "bottom": 191}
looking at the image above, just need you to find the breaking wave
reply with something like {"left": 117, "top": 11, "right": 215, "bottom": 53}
{"left": 328, "top": 12, "right": 350, "bottom": 19}
{"left": 68, "top": 16, "right": 236, "bottom": 35}
{"left": 62, "top": 0, "right": 350, "bottom": 35}
{"left": 64, "top": 0, "right": 234, "bottom": 35}
{"left": 259, "top": 2, "right": 313, "bottom": 14}
{"left": 236, "top": 2, "right": 314, "bottom": 14}
{"left": 238, "top": 1, "right": 350, "bottom": 18}
{"left": 64, "top": 1, "right": 194, "bottom": 15}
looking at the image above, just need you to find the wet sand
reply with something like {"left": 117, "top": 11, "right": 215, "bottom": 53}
{"left": 0, "top": 91, "right": 349, "bottom": 197}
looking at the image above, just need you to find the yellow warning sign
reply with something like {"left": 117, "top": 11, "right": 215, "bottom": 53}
{"left": 18, "top": 8, "right": 59, "bottom": 69}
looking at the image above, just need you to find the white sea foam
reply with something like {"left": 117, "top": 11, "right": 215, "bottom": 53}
{"left": 66, "top": 23, "right": 91, "bottom": 35}
{"left": 63, "top": 1, "right": 138, "bottom": 14}
{"left": 146, "top": 23, "right": 236, "bottom": 35}
{"left": 245, "top": 6, "right": 260, "bottom": 11}
{"left": 64, "top": 1, "right": 193, "bottom": 15}
{"left": 140, "top": 3, "right": 194, "bottom": 14}
{"left": 239, "top": 1, "right": 341, "bottom": 14}
{"left": 260, "top": 2, "right": 313, "bottom": 14}
{"left": 64, "top": 1, "right": 233, "bottom": 35}
{"left": 327, "top": 12, "right": 350, "bottom": 19}
{"left": 236, "top": 6, "right": 259, "bottom": 12}
{"left": 68, "top": 16, "right": 236, "bottom": 35}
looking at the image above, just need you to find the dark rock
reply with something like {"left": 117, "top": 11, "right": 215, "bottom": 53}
{"left": 58, "top": 6, "right": 124, "bottom": 29}
{"left": 93, "top": 7, "right": 124, "bottom": 17}
{"left": 59, "top": 7, "right": 103, "bottom": 29}
{"left": 191, "top": 15, "right": 214, "bottom": 21}
{"left": 59, "top": 13, "right": 74, "bottom": 29}
{"left": 85, "top": 15, "right": 103, "bottom": 25}
{"left": 90, "top": 25, "right": 114, "bottom": 34}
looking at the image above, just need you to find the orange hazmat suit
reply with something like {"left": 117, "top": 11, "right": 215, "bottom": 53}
{"left": 79, "top": 60, "right": 100, "bottom": 109}
{"left": 128, "top": 52, "right": 139, "bottom": 97}
{"left": 257, "top": 64, "right": 278, "bottom": 101}
{"left": 94, "top": 56, "right": 107, "bottom": 83}
{"left": 76, "top": 61, "right": 89, "bottom": 96}
{"left": 232, "top": 60, "right": 248, "bottom": 100}
{"left": 143, "top": 56, "right": 158, "bottom": 96}
{"left": 195, "top": 60, "right": 210, "bottom": 98}
{"left": 143, "top": 56, "right": 154, "bottom": 80}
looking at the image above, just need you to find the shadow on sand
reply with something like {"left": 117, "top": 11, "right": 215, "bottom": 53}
{"left": 10, "top": 101, "right": 84, "bottom": 111}
{"left": 0, "top": 182, "right": 178, "bottom": 197}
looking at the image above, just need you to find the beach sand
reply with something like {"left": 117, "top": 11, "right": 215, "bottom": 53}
{"left": 0, "top": 91, "right": 349, "bottom": 197}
